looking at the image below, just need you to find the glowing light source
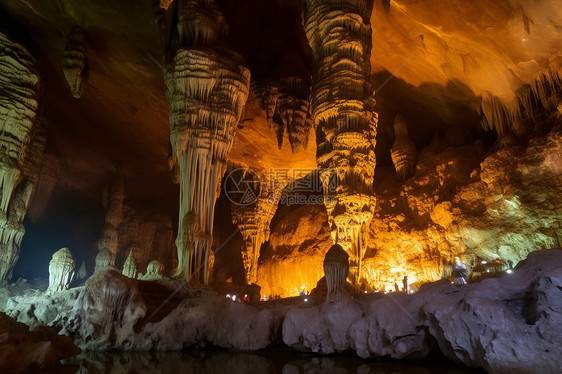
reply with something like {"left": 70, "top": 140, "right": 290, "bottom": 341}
{"left": 226, "top": 294, "right": 231, "bottom": 298}
{"left": 506, "top": 270, "right": 512, "bottom": 274}
{"left": 481, "top": 261, "right": 487, "bottom": 264}
{"left": 304, "top": 298, "right": 308, "bottom": 302}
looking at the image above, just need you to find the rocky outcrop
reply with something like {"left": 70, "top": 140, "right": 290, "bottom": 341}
{"left": 62, "top": 26, "right": 88, "bottom": 99}
{"left": 283, "top": 249, "right": 562, "bottom": 373}
{"left": 138, "top": 260, "right": 164, "bottom": 280}
{"left": 0, "top": 31, "right": 43, "bottom": 284}
{"left": 303, "top": 0, "right": 378, "bottom": 286}
{"left": 47, "top": 247, "right": 75, "bottom": 293}
{"left": 0, "top": 312, "right": 80, "bottom": 371}
{"left": 155, "top": 0, "right": 250, "bottom": 283}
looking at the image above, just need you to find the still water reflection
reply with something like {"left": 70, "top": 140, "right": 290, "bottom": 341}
{"left": 63, "top": 349, "right": 485, "bottom": 374}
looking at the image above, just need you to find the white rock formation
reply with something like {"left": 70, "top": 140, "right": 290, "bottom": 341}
{"left": 76, "top": 261, "right": 87, "bottom": 281}
{"left": 390, "top": 114, "right": 416, "bottom": 181}
{"left": 62, "top": 26, "right": 88, "bottom": 98}
{"left": 122, "top": 250, "right": 138, "bottom": 279}
{"left": 47, "top": 247, "right": 75, "bottom": 293}
{"left": 94, "top": 248, "right": 113, "bottom": 273}
{"left": 138, "top": 260, "right": 163, "bottom": 280}
{"left": 303, "top": 0, "right": 378, "bottom": 285}
{"left": 154, "top": 0, "right": 250, "bottom": 283}
{"left": 0, "top": 31, "right": 43, "bottom": 284}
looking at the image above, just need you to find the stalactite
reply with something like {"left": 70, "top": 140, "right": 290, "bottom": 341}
{"left": 303, "top": 0, "right": 377, "bottom": 285}
{"left": 96, "top": 173, "right": 125, "bottom": 265}
{"left": 154, "top": 0, "right": 250, "bottom": 284}
{"left": 47, "top": 247, "right": 75, "bottom": 293}
{"left": 230, "top": 168, "right": 289, "bottom": 285}
{"left": 122, "top": 250, "right": 138, "bottom": 279}
{"left": 62, "top": 26, "right": 88, "bottom": 99}
{"left": 390, "top": 114, "right": 416, "bottom": 181}
{"left": 0, "top": 31, "right": 42, "bottom": 284}
{"left": 252, "top": 76, "right": 312, "bottom": 153}
{"left": 323, "top": 244, "right": 349, "bottom": 302}
{"left": 480, "top": 69, "right": 561, "bottom": 138}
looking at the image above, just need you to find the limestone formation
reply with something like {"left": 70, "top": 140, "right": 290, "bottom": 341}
{"left": 303, "top": 0, "right": 378, "bottom": 285}
{"left": 47, "top": 248, "right": 75, "bottom": 293}
{"left": 154, "top": 0, "right": 250, "bottom": 283}
{"left": 252, "top": 77, "right": 312, "bottom": 153}
{"left": 62, "top": 26, "right": 88, "bottom": 98}
{"left": 0, "top": 32, "right": 43, "bottom": 284}
{"left": 122, "top": 250, "right": 138, "bottom": 279}
{"left": 94, "top": 248, "right": 113, "bottom": 273}
{"left": 96, "top": 173, "right": 125, "bottom": 265}
{"left": 230, "top": 168, "right": 289, "bottom": 285}
{"left": 480, "top": 70, "right": 561, "bottom": 137}
{"left": 76, "top": 261, "right": 87, "bottom": 281}
{"left": 323, "top": 244, "right": 349, "bottom": 302}
{"left": 390, "top": 114, "right": 416, "bottom": 181}
{"left": 138, "top": 260, "right": 164, "bottom": 280}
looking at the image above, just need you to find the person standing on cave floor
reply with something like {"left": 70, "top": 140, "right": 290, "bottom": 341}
{"left": 402, "top": 276, "right": 408, "bottom": 293}
{"left": 454, "top": 257, "right": 468, "bottom": 285}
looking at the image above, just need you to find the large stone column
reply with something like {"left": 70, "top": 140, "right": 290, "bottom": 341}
{"left": 154, "top": 0, "right": 250, "bottom": 283}
{"left": 303, "top": 0, "right": 378, "bottom": 285}
{"left": 0, "top": 31, "right": 43, "bottom": 284}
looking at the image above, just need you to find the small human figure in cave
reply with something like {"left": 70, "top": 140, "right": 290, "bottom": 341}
{"left": 454, "top": 257, "right": 468, "bottom": 285}
{"left": 507, "top": 259, "right": 513, "bottom": 269}
{"left": 394, "top": 283, "right": 400, "bottom": 292}
{"left": 402, "top": 276, "right": 408, "bottom": 293}
{"left": 360, "top": 282, "right": 366, "bottom": 294}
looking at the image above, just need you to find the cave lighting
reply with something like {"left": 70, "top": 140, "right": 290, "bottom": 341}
{"left": 507, "top": 270, "right": 513, "bottom": 274}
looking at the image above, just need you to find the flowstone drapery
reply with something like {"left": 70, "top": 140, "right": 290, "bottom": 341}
{"left": 0, "top": 31, "right": 43, "bottom": 284}
{"left": 154, "top": 0, "right": 250, "bottom": 283}
{"left": 323, "top": 244, "right": 349, "bottom": 302}
{"left": 303, "top": 0, "right": 378, "bottom": 285}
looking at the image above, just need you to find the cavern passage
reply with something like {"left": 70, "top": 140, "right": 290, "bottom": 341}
{"left": 0, "top": 0, "right": 561, "bottom": 372}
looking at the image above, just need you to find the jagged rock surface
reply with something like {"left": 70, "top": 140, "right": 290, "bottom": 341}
{"left": 303, "top": 0, "right": 378, "bottom": 285}
{"left": 0, "top": 31, "right": 43, "bottom": 284}
{"left": 62, "top": 26, "right": 88, "bottom": 98}
{"left": 155, "top": 0, "right": 250, "bottom": 283}
{"left": 47, "top": 247, "right": 75, "bottom": 293}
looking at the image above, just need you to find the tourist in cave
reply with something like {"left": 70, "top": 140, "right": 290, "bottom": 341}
{"left": 402, "top": 276, "right": 408, "bottom": 293}
{"left": 454, "top": 257, "right": 469, "bottom": 285}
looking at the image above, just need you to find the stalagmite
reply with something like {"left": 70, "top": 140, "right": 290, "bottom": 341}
{"left": 94, "top": 248, "right": 113, "bottom": 273}
{"left": 122, "top": 250, "right": 138, "bottom": 279}
{"left": 138, "top": 260, "right": 164, "bottom": 280}
{"left": 323, "top": 244, "right": 349, "bottom": 302}
{"left": 154, "top": 0, "right": 250, "bottom": 284}
{"left": 76, "top": 261, "right": 87, "bottom": 281}
{"left": 62, "top": 26, "right": 88, "bottom": 98}
{"left": 252, "top": 77, "right": 312, "bottom": 153}
{"left": 230, "top": 168, "right": 289, "bottom": 285}
{"left": 390, "top": 114, "right": 416, "bottom": 181}
{"left": 47, "top": 247, "right": 75, "bottom": 293}
{"left": 96, "top": 173, "right": 125, "bottom": 265}
{"left": 303, "top": 0, "right": 377, "bottom": 285}
{"left": 0, "top": 31, "right": 43, "bottom": 284}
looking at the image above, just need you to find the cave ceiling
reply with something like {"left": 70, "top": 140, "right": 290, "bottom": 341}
{"left": 1, "top": 0, "right": 560, "bottom": 233}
